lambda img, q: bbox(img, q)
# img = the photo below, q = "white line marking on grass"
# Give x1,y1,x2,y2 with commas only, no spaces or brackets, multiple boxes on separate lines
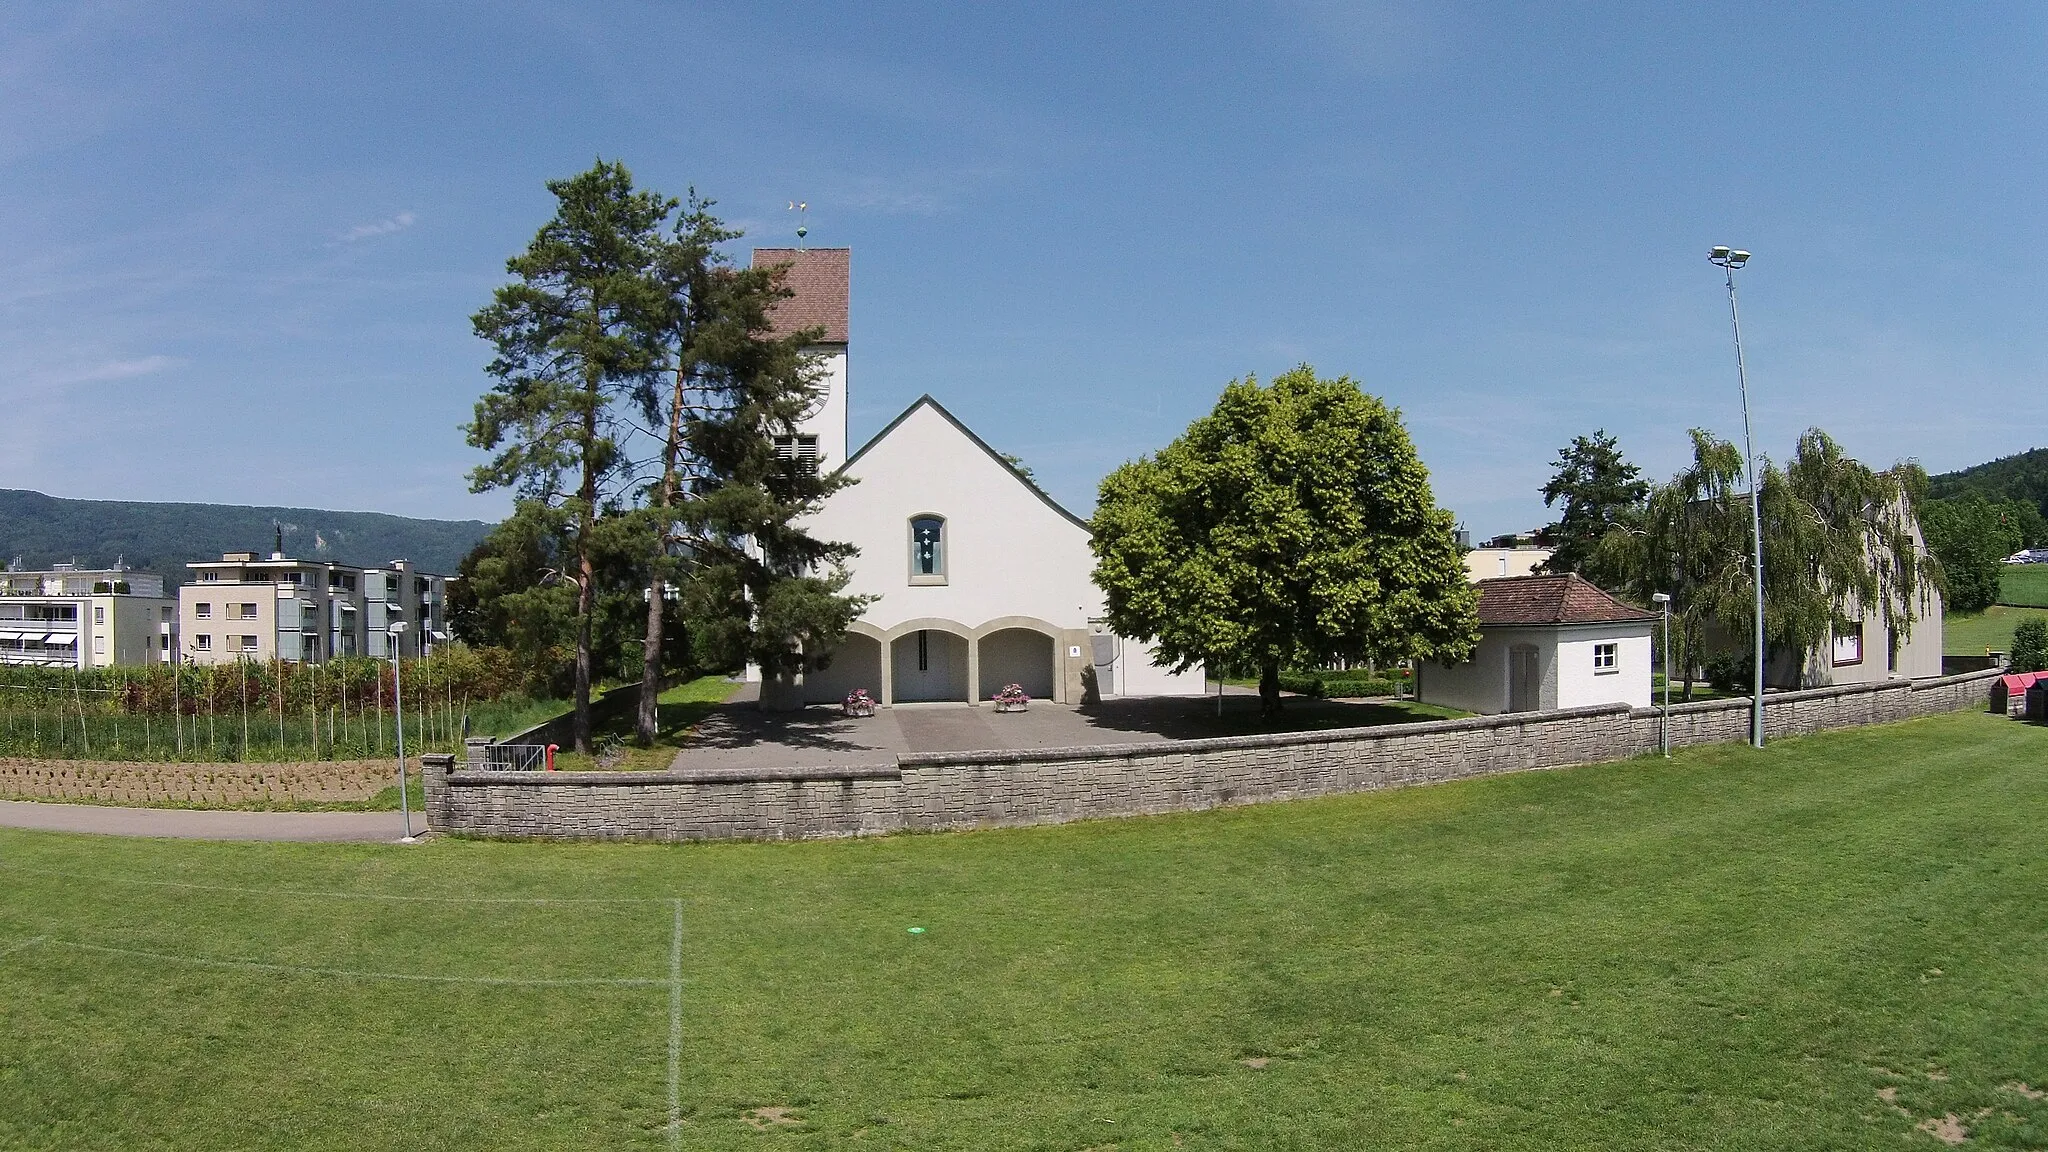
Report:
669,897,682,1152
0,863,660,905
46,940,666,987
0,936,47,960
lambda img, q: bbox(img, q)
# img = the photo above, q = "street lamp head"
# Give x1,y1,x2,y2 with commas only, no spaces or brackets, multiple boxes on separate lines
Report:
1710,245,1731,260
1730,249,1750,266
388,621,408,634
1652,592,1671,604
1711,245,1751,269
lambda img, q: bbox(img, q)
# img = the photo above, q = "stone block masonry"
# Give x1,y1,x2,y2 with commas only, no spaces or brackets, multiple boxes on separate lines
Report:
426,669,2002,842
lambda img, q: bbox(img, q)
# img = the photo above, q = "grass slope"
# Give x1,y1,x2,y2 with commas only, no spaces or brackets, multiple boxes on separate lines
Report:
1946,605,2048,656
1999,565,2048,608
0,488,491,583
3,710,2047,1149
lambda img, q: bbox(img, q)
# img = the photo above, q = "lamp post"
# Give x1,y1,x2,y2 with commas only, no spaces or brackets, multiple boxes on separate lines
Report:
388,621,415,842
1652,592,1671,758
1710,245,1766,749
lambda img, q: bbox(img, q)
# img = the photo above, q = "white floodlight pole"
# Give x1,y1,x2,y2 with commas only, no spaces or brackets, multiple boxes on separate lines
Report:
389,621,414,841
1711,245,1766,749
1652,592,1671,757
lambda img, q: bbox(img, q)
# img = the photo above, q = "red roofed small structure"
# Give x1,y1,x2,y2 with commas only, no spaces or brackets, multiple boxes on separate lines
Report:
1417,573,1656,715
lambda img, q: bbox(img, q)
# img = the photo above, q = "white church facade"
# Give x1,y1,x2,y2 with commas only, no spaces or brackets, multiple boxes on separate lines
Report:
748,247,1205,709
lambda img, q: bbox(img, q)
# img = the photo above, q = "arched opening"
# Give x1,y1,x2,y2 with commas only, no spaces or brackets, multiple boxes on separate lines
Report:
978,627,1056,702
800,632,884,705
891,628,970,702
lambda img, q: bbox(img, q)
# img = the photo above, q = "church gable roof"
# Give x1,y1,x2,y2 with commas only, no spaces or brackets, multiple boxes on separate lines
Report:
840,395,1089,531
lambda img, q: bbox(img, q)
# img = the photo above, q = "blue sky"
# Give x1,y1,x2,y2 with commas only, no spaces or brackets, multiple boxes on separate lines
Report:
4,3,2044,536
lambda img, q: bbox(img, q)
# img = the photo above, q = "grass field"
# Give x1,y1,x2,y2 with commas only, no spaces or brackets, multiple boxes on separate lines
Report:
4,709,2047,1149
1944,605,2048,656
1998,564,2048,608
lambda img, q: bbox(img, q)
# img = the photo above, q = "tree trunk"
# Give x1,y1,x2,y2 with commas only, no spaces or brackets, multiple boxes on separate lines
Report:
637,580,663,744
572,381,598,755
1258,660,1283,716
638,361,691,746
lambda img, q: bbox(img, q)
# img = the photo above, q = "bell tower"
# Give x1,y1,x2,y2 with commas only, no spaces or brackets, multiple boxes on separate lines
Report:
751,247,849,470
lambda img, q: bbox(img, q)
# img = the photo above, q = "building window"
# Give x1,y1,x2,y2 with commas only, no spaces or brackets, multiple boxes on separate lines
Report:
909,516,946,584
1497,556,1508,577
93,636,106,655
774,434,820,474
238,603,259,619
1592,642,1618,672
160,635,170,650
240,635,259,652
195,634,212,651
195,603,212,619
201,571,218,582
160,606,172,622
1832,623,1863,667
94,606,105,624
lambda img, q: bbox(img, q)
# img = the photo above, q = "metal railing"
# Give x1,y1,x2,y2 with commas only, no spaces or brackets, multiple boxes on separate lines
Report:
482,742,548,771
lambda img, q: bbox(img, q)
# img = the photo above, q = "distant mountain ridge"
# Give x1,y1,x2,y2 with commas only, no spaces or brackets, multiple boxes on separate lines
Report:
1928,448,2048,517
0,490,493,587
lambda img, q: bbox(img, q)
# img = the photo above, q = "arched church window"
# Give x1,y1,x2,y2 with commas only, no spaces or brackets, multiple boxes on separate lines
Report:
909,516,946,585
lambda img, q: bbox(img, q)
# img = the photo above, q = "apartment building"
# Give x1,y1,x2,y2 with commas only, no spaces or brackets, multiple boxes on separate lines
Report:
0,564,177,668
178,550,449,665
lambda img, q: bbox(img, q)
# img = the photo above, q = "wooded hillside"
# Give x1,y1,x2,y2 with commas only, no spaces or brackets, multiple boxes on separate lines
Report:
0,489,492,585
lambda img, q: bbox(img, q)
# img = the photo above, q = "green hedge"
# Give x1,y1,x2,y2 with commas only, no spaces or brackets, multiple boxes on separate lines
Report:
1276,671,1404,699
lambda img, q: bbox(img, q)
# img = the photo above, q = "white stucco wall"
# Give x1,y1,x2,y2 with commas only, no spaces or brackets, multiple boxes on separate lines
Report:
796,347,849,471
1553,623,1654,709
812,402,1101,632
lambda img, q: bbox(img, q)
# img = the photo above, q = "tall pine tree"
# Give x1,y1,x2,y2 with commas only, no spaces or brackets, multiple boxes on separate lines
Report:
467,161,669,752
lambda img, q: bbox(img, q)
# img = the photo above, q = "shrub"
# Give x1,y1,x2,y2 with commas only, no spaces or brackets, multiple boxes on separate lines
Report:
1703,651,1754,693
2011,618,2048,673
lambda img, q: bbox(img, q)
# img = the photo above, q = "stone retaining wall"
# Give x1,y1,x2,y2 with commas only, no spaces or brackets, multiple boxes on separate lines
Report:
426,668,2002,842
0,758,398,807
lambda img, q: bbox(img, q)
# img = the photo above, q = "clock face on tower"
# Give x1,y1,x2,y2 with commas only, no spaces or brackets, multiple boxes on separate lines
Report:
798,389,828,421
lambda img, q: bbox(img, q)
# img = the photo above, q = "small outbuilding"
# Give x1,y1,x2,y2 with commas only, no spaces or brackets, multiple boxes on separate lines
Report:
1415,574,1656,715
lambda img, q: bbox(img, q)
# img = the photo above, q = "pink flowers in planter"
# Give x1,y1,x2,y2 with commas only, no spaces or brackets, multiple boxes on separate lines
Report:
843,688,877,718
992,683,1030,712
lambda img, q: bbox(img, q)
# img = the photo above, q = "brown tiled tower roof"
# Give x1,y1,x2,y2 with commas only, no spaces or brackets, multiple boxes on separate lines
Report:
1474,573,1657,626
750,248,849,343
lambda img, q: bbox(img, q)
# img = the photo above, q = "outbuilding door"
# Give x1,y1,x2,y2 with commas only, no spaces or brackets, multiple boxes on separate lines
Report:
1509,644,1540,713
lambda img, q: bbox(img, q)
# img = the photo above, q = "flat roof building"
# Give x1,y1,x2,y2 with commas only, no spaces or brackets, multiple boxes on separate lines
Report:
178,550,449,665
0,563,176,668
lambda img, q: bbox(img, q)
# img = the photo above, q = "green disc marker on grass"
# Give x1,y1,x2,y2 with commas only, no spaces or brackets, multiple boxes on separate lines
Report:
907,926,926,935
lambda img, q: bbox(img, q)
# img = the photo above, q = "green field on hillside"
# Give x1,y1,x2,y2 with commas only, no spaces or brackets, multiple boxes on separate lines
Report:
1946,605,2048,656
1998,564,2048,608
4,710,2047,1149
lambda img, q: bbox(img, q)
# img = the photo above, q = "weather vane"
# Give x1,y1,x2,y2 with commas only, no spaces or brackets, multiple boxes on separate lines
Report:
787,201,808,249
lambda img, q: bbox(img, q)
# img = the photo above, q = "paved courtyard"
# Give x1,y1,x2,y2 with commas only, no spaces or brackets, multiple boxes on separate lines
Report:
669,683,1269,772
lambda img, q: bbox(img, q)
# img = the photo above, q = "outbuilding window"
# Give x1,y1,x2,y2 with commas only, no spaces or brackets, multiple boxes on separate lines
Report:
909,516,946,585
1592,642,1618,672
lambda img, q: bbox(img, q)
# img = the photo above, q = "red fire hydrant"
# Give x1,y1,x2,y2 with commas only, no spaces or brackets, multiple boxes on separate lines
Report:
545,743,558,771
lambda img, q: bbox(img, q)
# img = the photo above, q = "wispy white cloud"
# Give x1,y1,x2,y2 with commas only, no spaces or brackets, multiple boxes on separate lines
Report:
33,354,179,389
336,211,417,243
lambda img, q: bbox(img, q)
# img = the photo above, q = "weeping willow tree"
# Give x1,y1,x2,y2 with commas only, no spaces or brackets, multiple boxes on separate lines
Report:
1599,428,1940,698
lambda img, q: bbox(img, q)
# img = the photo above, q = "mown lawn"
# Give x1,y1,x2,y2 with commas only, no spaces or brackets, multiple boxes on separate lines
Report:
4,709,2047,1149
549,675,742,771
1944,605,2048,656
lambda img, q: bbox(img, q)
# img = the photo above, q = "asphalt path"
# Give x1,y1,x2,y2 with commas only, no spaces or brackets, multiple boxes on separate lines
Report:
0,800,423,842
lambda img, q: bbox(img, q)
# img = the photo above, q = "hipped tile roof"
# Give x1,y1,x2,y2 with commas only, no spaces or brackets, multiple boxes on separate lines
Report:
1475,573,1658,626
750,248,849,343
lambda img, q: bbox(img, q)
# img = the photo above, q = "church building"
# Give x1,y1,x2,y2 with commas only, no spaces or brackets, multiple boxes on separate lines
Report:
750,247,1205,709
